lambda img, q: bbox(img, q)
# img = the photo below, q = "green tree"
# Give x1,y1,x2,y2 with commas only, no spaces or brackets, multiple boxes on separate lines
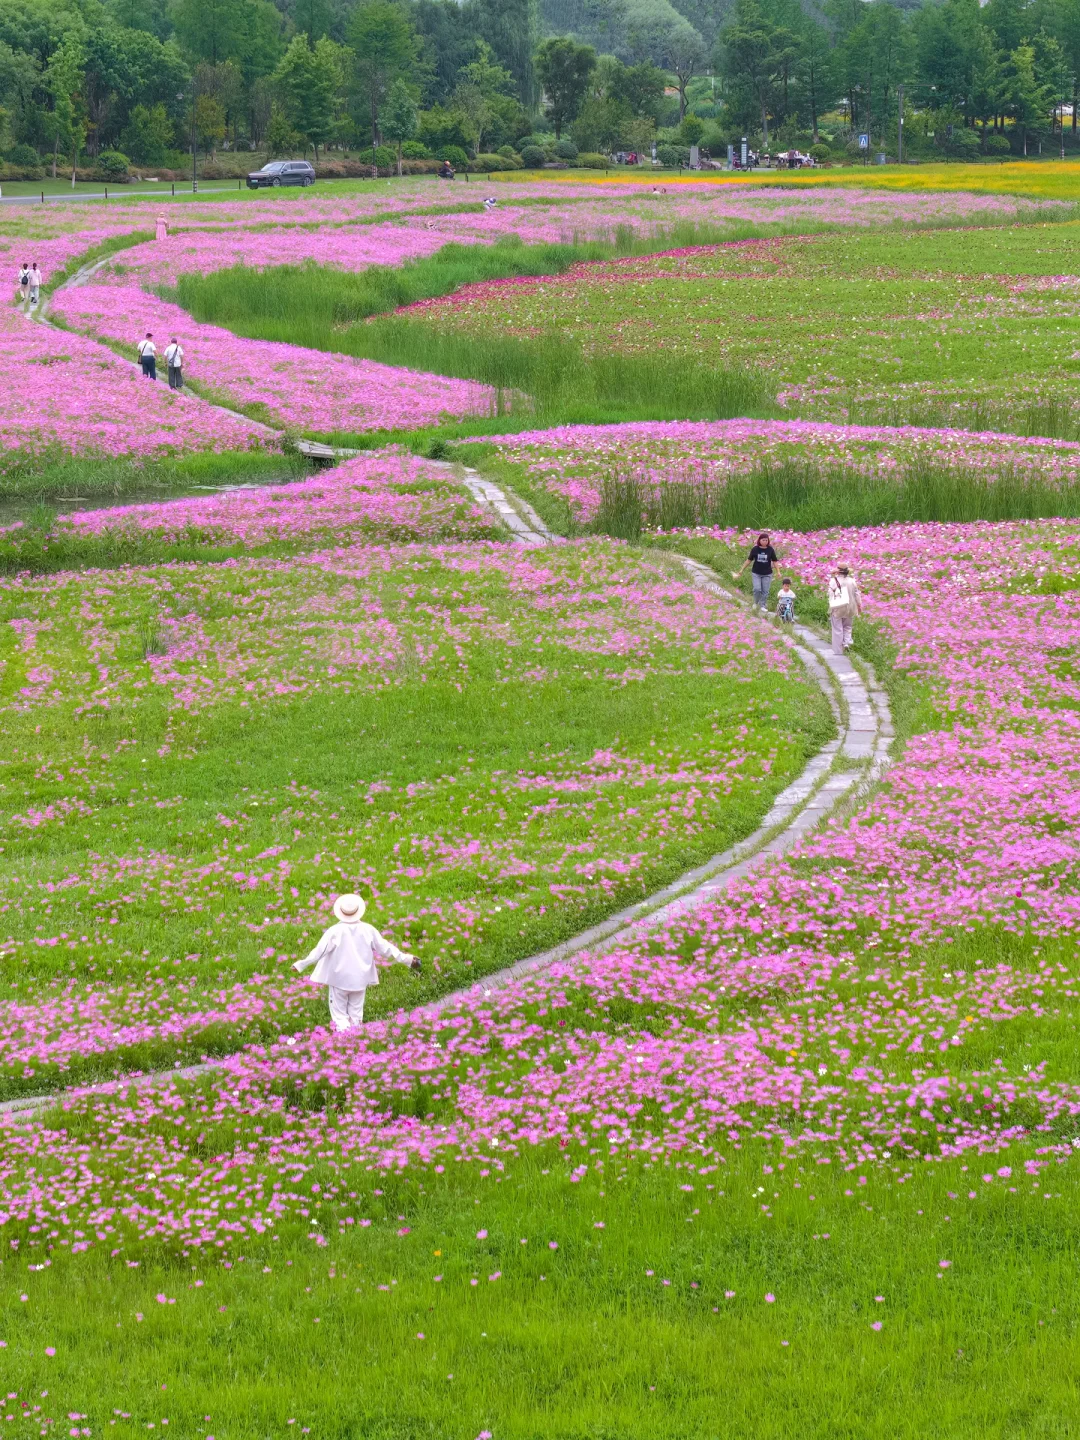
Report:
719,0,799,146
120,100,175,162
791,18,833,142
831,0,910,143
534,35,596,137
613,60,666,120
0,38,39,150
451,39,523,152
348,1,420,145
43,33,87,181
265,100,298,154
273,33,339,158
679,110,704,142
662,24,706,119
194,92,225,154
469,0,536,107
1049,0,1080,131
169,0,283,79
381,74,417,171
1001,40,1055,151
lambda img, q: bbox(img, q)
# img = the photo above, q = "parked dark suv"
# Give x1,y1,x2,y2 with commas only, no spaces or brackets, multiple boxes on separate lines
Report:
246,160,316,189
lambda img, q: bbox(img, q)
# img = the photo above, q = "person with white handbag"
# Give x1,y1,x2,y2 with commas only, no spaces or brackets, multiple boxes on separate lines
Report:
293,892,420,1031
827,564,861,655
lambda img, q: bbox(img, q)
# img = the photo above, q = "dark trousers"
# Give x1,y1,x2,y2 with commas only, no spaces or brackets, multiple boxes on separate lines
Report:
140,356,157,380
168,366,183,390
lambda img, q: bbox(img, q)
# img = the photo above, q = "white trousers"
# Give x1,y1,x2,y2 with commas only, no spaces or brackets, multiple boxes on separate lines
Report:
831,614,853,655
328,986,367,1031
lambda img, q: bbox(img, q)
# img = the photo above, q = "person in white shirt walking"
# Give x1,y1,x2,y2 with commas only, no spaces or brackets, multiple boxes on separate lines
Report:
293,892,420,1031
28,263,41,308
16,264,29,307
136,332,157,379
164,337,184,389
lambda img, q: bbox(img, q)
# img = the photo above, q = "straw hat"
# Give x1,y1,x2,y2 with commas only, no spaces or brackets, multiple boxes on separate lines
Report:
333,893,366,923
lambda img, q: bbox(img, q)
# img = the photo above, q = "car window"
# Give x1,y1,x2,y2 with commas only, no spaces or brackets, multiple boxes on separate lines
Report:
262,162,285,173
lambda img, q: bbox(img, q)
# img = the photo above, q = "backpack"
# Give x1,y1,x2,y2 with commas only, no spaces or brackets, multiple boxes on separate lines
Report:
828,580,850,613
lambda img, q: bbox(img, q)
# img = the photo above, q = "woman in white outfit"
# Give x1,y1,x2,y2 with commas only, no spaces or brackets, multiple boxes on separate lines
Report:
827,563,861,656
293,893,419,1030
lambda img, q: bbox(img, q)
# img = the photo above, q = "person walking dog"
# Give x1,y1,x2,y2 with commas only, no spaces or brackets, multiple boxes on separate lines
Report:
293,892,420,1031
136,332,157,379
733,532,779,610
164,336,184,389
828,563,861,656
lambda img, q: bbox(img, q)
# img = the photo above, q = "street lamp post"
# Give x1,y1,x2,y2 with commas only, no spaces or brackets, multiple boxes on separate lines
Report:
188,79,198,192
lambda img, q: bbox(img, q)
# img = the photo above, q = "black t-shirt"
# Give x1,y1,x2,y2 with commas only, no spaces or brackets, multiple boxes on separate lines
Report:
749,545,777,576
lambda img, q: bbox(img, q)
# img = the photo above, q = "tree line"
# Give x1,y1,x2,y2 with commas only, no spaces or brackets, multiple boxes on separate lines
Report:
0,0,1075,177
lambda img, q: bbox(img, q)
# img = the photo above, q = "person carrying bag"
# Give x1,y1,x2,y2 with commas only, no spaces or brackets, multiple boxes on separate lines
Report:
828,564,861,655
164,337,184,390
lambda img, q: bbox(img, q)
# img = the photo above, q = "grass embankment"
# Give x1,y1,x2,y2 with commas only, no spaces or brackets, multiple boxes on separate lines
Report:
0,446,306,509
0,541,830,1089
3,1139,1077,1437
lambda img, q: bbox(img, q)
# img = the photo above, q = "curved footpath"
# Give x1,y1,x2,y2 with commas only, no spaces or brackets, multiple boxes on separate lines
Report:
0,444,892,1117
425,471,892,1013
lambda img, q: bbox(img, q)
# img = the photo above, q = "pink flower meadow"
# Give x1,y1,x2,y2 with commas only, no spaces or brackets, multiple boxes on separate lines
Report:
0,520,1078,1252
57,449,493,547
51,284,497,434
0,304,264,458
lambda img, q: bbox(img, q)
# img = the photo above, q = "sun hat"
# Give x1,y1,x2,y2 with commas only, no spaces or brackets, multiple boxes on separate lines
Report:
333,893,366,923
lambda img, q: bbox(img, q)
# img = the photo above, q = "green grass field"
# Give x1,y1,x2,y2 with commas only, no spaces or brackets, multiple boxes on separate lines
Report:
5,1140,1077,1439
351,222,1080,439
0,537,829,1093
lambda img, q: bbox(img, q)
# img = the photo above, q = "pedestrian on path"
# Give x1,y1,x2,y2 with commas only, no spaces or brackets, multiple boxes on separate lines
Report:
293,892,420,1031
136,332,156,379
28,263,41,308
164,336,184,389
776,578,796,624
828,563,861,656
733,532,779,610
16,263,29,306
155,213,168,241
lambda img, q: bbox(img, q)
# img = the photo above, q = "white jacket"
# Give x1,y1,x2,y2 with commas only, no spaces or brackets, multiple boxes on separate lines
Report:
294,920,412,990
